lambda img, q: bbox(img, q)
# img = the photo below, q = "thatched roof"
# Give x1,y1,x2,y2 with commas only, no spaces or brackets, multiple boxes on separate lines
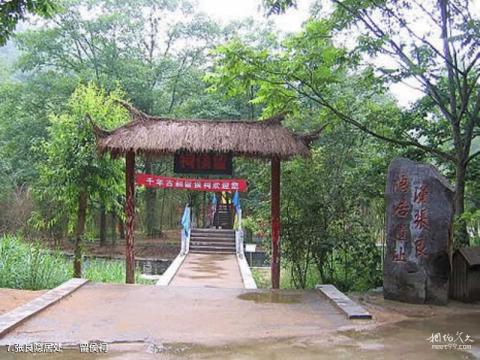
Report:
96,103,322,160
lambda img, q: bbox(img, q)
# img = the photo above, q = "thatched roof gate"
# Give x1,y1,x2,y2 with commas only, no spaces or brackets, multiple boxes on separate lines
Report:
97,103,316,159
96,103,321,287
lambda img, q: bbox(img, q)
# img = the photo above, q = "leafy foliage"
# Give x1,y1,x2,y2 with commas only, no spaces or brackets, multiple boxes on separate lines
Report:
233,0,480,247
0,0,57,45
32,83,128,233
0,0,478,292
263,0,297,16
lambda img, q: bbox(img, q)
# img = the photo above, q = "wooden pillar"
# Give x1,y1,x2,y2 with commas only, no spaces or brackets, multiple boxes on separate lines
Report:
271,157,281,289
125,151,135,284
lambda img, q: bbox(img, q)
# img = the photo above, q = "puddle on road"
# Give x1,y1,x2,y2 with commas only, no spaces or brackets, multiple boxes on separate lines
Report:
237,291,302,304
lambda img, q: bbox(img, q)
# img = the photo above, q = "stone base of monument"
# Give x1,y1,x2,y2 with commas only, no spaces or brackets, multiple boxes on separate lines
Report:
383,257,450,305
383,158,454,306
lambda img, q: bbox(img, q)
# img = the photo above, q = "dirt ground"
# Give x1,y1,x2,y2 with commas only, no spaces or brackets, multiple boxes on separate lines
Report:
0,288,46,316
43,230,180,260
353,290,480,326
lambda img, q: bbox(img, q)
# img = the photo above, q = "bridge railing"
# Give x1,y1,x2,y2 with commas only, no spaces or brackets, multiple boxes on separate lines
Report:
235,208,245,258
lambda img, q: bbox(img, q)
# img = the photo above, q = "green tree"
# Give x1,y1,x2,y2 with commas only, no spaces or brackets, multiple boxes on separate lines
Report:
34,84,128,277
15,0,277,237
15,0,242,237
213,1,480,247
0,61,78,234
238,123,388,290
0,0,57,45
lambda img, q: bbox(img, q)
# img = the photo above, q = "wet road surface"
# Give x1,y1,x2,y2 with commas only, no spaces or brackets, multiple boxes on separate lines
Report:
169,254,244,288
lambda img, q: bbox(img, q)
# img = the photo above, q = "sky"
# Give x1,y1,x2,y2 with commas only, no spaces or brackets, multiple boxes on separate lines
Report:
197,0,480,107
195,0,416,106
197,0,314,34
5,0,480,107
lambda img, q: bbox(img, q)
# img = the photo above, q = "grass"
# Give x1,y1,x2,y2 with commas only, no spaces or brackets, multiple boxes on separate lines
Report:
252,262,381,292
251,267,304,289
251,267,270,288
0,235,70,290
0,235,156,290
83,258,155,285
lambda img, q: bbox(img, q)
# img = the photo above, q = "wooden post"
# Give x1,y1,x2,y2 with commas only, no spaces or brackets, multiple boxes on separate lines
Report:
271,157,281,289
125,151,135,284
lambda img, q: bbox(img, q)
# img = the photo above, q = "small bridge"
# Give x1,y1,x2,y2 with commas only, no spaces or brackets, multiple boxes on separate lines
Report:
157,228,257,289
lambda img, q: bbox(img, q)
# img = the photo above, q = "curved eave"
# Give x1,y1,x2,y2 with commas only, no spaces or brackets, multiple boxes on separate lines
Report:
95,106,321,160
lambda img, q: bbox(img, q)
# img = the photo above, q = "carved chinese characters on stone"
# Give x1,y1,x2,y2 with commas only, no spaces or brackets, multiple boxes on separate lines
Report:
391,173,410,263
414,184,429,204
394,174,409,193
415,237,426,257
384,158,454,305
392,224,408,262
413,207,429,230
393,198,410,218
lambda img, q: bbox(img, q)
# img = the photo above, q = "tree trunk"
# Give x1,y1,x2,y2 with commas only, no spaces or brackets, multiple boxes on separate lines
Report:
74,191,88,278
99,204,107,246
144,159,157,237
202,191,207,228
159,188,166,234
118,217,125,240
454,160,469,248
110,212,117,245
271,157,281,289
125,151,136,284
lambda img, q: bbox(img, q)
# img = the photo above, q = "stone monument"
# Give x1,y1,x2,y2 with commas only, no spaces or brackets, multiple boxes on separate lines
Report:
384,158,454,305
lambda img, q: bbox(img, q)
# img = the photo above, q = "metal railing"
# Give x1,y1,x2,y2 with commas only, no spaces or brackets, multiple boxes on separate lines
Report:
235,208,244,258
180,205,191,255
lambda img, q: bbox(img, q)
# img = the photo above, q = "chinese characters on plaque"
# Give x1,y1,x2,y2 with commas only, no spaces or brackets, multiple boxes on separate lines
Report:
136,173,247,192
384,158,454,305
174,151,233,175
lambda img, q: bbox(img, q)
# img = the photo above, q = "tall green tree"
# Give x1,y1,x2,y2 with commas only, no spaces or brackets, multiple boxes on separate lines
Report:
34,84,128,277
15,0,276,237
15,0,238,237
222,1,480,247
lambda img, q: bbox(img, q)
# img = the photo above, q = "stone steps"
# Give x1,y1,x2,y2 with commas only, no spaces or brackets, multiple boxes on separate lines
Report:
191,228,234,234
190,244,236,251
190,239,235,245
189,228,236,254
189,250,235,255
190,232,235,239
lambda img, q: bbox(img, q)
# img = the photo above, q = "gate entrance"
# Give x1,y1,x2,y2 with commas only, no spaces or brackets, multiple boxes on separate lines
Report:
95,103,321,288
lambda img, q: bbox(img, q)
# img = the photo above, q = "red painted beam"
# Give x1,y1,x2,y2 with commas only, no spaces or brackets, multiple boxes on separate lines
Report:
125,151,136,284
271,157,281,289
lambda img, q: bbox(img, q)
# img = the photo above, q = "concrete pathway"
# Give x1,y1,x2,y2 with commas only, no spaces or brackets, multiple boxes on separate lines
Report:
169,253,244,289
0,283,347,346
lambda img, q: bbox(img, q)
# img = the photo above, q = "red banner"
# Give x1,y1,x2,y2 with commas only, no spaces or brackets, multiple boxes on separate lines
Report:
135,173,248,192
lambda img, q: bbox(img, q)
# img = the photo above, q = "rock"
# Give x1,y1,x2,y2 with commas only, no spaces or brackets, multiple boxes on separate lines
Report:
384,158,454,305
